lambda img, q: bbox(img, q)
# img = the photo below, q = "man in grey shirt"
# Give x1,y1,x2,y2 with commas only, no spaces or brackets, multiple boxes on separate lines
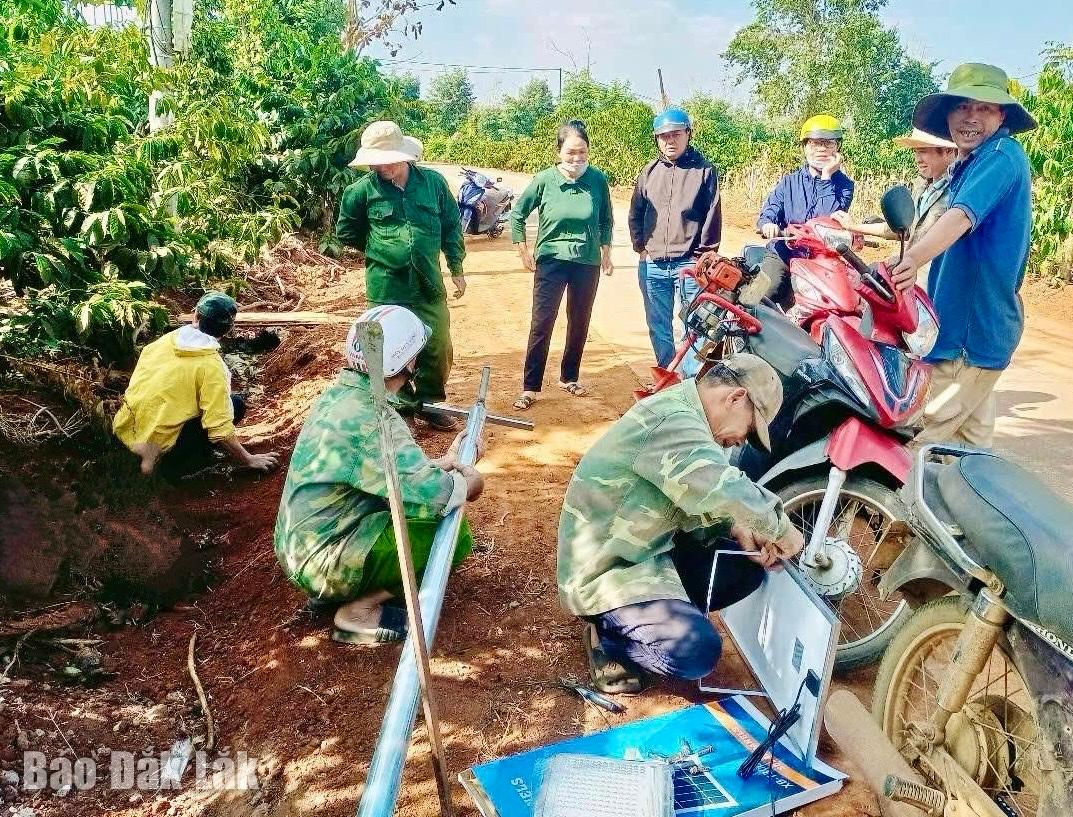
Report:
628,107,722,377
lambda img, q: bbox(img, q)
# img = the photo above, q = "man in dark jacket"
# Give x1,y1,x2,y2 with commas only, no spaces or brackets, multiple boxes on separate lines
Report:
757,114,854,238
628,107,722,377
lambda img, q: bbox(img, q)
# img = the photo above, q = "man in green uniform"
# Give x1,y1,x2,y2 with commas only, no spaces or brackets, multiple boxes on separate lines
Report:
274,305,485,644
336,121,466,430
558,354,805,692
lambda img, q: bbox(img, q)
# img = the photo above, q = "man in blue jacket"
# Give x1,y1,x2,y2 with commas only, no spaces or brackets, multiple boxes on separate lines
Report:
629,107,722,376
890,64,1036,449
757,114,855,240
755,115,854,301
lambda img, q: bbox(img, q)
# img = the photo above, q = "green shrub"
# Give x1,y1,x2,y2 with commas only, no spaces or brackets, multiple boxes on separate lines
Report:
0,0,411,364
1020,51,1073,285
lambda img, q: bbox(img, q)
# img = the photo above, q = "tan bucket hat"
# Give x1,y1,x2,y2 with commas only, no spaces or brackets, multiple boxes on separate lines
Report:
893,128,957,150
348,121,424,167
721,353,783,451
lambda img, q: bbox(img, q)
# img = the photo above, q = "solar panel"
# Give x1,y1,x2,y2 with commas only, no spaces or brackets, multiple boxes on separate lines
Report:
671,762,737,813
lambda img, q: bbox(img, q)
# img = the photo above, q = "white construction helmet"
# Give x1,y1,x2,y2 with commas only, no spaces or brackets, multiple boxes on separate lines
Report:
345,305,430,376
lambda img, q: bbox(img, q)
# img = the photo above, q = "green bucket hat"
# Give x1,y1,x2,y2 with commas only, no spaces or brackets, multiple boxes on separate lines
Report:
913,63,1037,140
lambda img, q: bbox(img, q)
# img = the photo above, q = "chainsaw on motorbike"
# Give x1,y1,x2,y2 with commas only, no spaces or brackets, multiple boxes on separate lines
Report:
825,443,1073,817
635,186,937,671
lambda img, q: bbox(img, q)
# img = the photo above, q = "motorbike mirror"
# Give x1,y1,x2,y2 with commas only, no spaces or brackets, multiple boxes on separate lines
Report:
880,186,915,235
496,177,503,182
742,245,767,273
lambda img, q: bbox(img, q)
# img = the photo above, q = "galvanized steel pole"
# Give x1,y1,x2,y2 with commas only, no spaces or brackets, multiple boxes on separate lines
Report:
356,367,491,817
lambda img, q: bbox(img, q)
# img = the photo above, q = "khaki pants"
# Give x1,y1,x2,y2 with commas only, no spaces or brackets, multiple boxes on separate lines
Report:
914,358,1003,449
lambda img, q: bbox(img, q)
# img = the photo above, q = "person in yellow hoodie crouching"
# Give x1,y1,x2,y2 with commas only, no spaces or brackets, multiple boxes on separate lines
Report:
112,292,279,480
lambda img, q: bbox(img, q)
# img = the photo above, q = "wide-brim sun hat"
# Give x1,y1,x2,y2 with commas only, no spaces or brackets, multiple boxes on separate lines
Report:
893,128,957,150
348,121,423,167
402,135,423,161
913,63,1037,140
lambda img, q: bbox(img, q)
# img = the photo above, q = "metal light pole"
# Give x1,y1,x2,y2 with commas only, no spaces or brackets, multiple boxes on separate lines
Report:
355,322,490,817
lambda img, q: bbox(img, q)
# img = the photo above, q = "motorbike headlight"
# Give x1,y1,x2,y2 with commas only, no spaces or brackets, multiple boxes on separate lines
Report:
902,299,939,358
823,326,872,407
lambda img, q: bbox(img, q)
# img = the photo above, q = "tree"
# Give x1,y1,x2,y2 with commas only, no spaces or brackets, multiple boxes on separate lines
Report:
343,0,455,56
683,94,775,171
396,72,421,101
724,0,938,142
427,67,475,132
1019,44,1073,283
501,78,555,136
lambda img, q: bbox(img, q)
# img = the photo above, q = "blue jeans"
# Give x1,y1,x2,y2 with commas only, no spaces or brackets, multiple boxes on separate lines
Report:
638,257,701,377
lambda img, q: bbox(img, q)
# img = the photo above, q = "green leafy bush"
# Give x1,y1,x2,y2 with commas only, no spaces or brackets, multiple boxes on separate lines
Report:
0,0,412,364
1020,49,1073,285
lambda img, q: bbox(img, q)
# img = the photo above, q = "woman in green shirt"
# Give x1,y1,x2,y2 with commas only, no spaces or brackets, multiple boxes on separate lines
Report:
511,120,614,411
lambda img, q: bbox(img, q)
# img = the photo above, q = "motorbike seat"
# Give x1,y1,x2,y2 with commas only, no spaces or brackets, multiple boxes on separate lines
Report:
749,303,821,381
936,452,1073,644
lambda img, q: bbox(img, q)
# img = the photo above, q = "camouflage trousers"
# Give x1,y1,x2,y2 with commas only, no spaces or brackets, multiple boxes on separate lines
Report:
284,518,473,602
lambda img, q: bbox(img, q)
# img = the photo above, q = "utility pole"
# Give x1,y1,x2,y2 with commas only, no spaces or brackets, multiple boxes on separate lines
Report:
145,0,192,69
145,0,191,216
657,68,670,110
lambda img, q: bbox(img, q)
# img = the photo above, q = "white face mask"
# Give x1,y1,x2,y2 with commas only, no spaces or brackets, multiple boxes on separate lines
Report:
560,160,588,179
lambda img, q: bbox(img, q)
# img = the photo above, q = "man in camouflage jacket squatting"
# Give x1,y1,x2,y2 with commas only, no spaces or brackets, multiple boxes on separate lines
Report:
274,306,486,645
558,354,806,693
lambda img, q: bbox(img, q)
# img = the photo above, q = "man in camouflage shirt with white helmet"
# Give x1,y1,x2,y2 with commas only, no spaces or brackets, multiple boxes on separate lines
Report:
274,305,485,645
558,354,805,693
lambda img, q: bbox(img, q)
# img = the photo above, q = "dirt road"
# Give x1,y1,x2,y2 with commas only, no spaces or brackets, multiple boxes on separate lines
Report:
433,163,1073,499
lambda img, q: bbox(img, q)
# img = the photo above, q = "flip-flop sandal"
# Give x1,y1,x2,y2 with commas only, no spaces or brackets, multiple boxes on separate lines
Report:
331,603,408,645
513,394,535,410
583,623,647,695
558,382,587,396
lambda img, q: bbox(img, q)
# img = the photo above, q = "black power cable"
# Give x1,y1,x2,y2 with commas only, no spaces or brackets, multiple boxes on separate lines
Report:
736,670,822,816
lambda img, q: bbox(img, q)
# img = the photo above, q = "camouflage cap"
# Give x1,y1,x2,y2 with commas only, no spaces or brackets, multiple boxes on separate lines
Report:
721,353,783,451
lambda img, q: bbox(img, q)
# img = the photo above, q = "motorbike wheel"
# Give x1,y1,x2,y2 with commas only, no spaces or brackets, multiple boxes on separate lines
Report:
778,474,910,671
873,596,1046,817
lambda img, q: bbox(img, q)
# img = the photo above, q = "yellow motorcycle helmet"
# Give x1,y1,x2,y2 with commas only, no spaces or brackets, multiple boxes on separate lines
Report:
799,114,844,142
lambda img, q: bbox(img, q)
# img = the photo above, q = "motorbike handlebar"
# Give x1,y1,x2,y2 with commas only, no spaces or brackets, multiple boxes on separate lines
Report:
835,242,896,304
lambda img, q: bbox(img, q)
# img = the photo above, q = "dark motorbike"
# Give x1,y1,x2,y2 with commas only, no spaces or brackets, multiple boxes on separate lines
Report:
864,443,1073,817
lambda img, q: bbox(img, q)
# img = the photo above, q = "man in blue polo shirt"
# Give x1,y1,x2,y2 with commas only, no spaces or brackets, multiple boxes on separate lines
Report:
890,63,1037,448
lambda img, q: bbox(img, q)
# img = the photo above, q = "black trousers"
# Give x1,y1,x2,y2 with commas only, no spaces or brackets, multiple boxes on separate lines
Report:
522,258,600,392
158,394,247,482
761,246,793,307
587,533,766,680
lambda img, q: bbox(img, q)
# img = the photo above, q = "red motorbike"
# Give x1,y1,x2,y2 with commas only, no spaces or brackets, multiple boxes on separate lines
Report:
636,186,939,671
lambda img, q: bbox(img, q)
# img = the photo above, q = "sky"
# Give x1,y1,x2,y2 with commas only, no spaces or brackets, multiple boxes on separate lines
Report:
367,0,1073,106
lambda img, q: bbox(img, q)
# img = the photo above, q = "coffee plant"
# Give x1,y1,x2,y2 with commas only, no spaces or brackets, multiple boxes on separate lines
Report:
0,0,420,365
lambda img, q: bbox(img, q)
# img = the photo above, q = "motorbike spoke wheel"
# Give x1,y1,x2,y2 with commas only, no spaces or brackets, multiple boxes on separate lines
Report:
873,596,1045,817
779,475,909,671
